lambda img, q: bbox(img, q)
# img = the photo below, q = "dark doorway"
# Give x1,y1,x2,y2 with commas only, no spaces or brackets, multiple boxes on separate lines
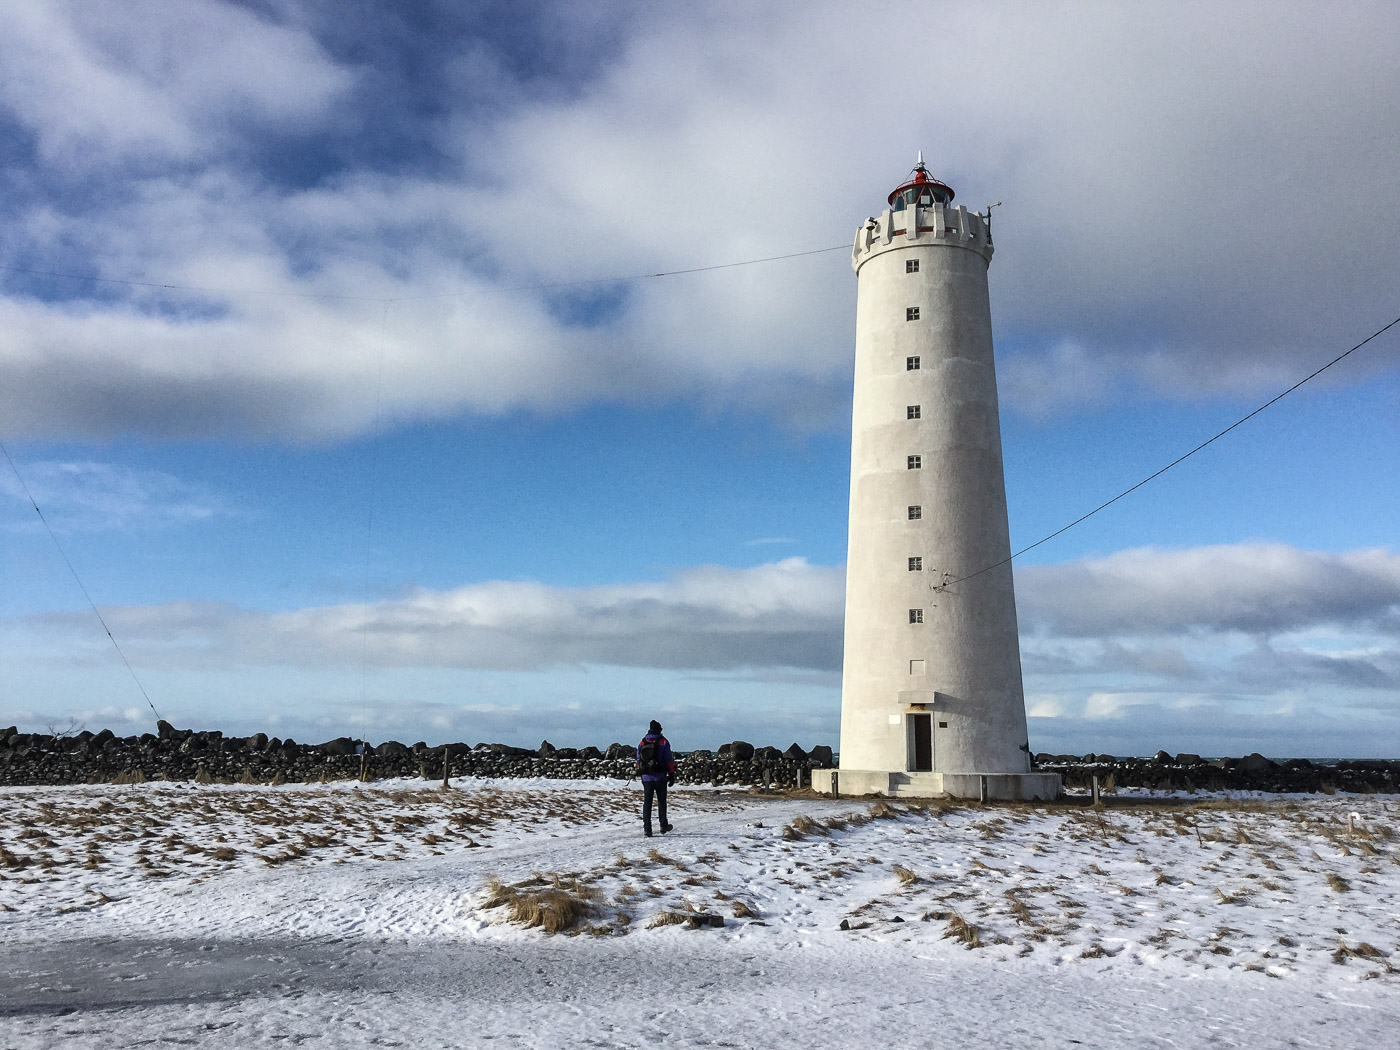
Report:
909,713,932,772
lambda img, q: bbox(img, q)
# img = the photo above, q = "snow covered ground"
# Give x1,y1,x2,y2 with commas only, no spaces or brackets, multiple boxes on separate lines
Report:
3,778,1399,1048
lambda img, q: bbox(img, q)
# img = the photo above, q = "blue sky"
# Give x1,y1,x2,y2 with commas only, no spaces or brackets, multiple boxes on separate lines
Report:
2,0,1398,756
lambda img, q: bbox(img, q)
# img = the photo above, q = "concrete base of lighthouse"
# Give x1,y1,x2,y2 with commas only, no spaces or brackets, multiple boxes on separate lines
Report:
810,768,1061,802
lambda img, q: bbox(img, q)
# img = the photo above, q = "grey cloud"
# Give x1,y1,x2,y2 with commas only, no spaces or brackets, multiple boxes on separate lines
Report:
1018,544,1400,637
30,559,847,674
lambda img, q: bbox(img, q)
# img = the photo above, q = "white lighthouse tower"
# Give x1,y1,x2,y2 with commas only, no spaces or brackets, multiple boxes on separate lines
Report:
813,159,1059,801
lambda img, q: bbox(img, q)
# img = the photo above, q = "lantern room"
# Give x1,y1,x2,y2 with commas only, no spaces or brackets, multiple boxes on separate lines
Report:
887,158,954,211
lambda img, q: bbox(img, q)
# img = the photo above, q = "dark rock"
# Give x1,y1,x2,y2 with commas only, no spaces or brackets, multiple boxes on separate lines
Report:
248,733,269,751
1153,750,1172,764
605,743,631,761
1175,753,1203,766
538,740,557,758
723,741,755,762
783,743,808,761
318,736,357,756
157,720,177,740
578,746,602,761
1238,752,1276,772
809,745,834,768
376,740,409,756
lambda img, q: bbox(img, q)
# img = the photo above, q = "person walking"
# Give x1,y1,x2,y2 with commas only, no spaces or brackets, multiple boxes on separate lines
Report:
636,719,675,837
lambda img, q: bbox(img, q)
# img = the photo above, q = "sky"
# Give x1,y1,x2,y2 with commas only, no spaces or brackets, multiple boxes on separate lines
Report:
1,0,1398,757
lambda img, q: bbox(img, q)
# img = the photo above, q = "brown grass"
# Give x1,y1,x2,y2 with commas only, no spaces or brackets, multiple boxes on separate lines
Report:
647,909,690,928
893,864,918,887
731,900,758,919
1334,939,1387,964
480,875,597,934
1327,873,1353,893
943,913,982,948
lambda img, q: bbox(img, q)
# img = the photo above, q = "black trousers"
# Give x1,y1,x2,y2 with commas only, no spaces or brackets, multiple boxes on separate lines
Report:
642,780,667,832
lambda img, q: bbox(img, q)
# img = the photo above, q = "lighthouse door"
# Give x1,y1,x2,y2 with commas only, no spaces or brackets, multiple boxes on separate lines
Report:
908,713,933,772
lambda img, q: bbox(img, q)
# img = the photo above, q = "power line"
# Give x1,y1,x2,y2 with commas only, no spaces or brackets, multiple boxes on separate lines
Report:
0,441,163,725
0,243,850,306
947,312,1400,588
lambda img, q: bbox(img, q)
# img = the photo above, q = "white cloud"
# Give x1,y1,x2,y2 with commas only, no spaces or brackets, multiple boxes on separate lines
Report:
20,557,845,674
0,0,351,163
1,2,1396,439
0,460,230,530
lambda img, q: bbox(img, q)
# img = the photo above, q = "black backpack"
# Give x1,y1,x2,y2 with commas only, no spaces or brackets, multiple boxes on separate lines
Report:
638,738,661,775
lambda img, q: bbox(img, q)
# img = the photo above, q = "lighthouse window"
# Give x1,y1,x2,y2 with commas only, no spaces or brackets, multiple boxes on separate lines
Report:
907,455,921,470
906,356,920,370
909,557,923,571
907,405,921,419
908,505,922,519
909,609,924,624
906,259,919,273
906,307,920,321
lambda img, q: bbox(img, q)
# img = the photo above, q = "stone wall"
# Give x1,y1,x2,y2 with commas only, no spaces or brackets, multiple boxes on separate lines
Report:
0,723,834,789
3,725,1393,794
1034,751,1400,795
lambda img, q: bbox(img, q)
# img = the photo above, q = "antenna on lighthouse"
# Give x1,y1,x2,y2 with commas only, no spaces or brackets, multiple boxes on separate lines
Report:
916,150,925,170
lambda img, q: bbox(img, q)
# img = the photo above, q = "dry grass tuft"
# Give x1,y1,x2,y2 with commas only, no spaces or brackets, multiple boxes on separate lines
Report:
1334,939,1387,964
1005,891,1033,926
943,913,982,948
1327,873,1353,893
731,899,758,919
893,864,918,887
648,909,690,929
480,874,598,934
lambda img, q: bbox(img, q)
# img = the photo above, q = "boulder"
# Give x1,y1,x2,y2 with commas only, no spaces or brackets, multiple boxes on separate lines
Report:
1152,750,1172,764
782,743,809,761
538,740,557,758
605,743,632,761
722,741,755,762
1175,753,1203,766
1238,752,1276,772
376,740,409,757
318,736,358,756
489,743,535,757
248,733,269,751
809,745,834,768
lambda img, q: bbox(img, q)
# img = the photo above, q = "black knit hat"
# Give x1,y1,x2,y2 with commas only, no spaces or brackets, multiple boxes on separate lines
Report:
649,720,663,735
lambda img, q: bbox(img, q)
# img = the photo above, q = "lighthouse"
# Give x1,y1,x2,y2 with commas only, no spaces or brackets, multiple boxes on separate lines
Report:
813,159,1059,801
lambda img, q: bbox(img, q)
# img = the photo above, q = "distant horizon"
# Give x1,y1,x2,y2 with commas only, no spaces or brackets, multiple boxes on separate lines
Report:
7,717,1395,766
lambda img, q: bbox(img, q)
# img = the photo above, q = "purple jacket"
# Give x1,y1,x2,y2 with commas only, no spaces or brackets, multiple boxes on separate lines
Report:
637,733,675,783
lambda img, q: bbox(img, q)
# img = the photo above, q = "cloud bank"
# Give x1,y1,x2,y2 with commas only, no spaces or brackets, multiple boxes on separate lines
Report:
9,544,1397,747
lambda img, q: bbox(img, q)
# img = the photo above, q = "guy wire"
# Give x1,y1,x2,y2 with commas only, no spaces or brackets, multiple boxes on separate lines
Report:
0,440,162,724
